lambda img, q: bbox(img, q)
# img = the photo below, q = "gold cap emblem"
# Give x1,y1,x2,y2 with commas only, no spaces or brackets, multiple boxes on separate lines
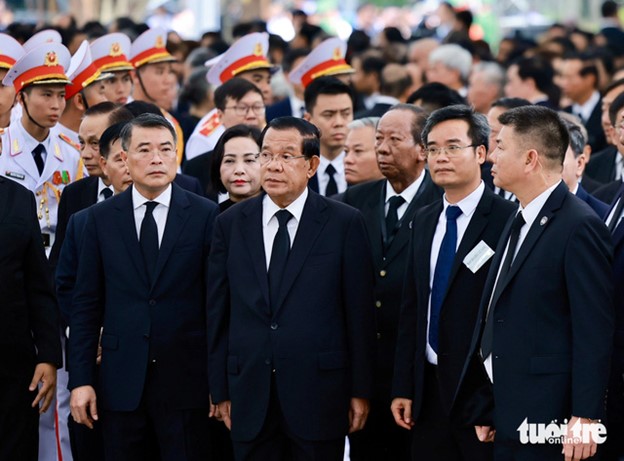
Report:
44,51,58,66
253,42,263,56
332,47,341,61
109,42,122,57
155,36,165,49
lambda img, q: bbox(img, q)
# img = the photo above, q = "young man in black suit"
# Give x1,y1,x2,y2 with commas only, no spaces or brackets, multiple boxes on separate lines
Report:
68,114,219,461
474,105,613,460
391,105,516,460
341,104,441,461
207,117,376,461
0,177,62,460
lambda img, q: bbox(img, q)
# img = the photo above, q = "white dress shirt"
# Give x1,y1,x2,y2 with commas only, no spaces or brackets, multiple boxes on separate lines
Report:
606,194,624,229
426,182,485,365
484,181,560,381
262,188,308,269
318,153,347,196
16,119,52,165
572,90,600,123
289,95,306,118
97,177,113,203
615,153,624,181
384,170,425,221
132,184,172,247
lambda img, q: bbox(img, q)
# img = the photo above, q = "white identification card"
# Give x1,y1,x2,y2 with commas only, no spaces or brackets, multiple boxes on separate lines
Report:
463,240,495,274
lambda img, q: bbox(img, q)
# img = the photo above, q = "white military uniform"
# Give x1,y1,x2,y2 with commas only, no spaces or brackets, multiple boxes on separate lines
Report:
185,108,223,160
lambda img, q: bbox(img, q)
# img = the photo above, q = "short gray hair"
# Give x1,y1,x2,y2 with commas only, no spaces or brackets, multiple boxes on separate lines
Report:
348,117,380,131
429,44,473,81
120,113,177,151
472,61,505,94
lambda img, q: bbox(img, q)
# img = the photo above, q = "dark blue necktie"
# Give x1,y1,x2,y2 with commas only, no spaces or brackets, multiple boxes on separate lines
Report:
429,205,462,353
325,164,338,197
608,183,624,233
32,144,45,175
268,210,293,310
140,201,159,282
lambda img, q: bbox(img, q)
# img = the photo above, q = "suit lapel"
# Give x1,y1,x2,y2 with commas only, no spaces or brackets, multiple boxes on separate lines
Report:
151,185,191,289
416,201,443,295
242,196,270,312
115,187,150,287
359,181,384,267
491,183,567,307
274,192,328,315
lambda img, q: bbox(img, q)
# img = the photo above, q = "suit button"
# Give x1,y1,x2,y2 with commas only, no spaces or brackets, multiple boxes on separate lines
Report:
377,333,382,340
380,270,387,277
375,301,382,308
270,323,278,330
264,358,271,365
149,300,156,306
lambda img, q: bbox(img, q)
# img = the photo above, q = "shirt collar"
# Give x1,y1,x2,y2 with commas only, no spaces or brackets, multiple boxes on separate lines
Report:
17,119,51,154
132,183,172,210
572,90,600,120
319,152,345,173
385,169,425,204
263,187,309,227
442,181,485,217
97,177,111,196
518,181,561,228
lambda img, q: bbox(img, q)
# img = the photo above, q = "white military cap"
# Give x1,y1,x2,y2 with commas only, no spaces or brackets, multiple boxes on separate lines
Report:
3,42,71,91
129,27,176,69
289,37,354,87
90,32,134,73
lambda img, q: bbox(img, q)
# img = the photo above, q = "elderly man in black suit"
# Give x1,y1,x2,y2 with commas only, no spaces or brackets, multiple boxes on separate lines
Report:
207,116,376,461
340,104,441,461
473,105,613,460
391,105,516,461
0,176,62,460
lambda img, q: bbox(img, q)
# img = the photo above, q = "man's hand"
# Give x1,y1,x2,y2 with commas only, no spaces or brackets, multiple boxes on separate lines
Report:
209,395,219,419
70,385,98,429
349,398,370,433
562,416,597,461
29,363,57,414
475,425,495,442
390,398,414,430
217,401,232,430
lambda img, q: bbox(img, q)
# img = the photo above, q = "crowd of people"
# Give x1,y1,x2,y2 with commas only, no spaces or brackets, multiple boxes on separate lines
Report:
3,1,624,461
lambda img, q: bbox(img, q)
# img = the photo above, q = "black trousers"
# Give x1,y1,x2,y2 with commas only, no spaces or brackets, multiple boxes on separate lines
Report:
232,374,344,461
411,362,493,461
0,373,39,461
101,362,211,461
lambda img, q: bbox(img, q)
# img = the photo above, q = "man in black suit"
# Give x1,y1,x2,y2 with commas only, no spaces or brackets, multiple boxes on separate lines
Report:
594,91,624,204
207,117,376,461
473,105,613,460
303,76,353,196
0,176,62,461
266,48,308,122
561,53,607,153
68,114,219,461
561,116,609,217
391,105,516,461
341,104,441,461
354,63,411,120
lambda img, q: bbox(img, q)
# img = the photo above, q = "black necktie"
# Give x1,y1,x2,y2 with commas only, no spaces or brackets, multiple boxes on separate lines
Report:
140,201,159,282
497,187,506,198
481,211,525,358
268,210,293,309
101,188,113,200
32,144,45,175
385,195,406,241
429,205,462,353
325,164,338,197
608,184,624,233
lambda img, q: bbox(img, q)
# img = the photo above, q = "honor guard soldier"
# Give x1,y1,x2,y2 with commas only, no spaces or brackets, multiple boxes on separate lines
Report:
59,40,111,146
129,27,185,166
0,33,25,131
289,37,355,88
90,32,134,105
0,42,83,252
186,32,275,161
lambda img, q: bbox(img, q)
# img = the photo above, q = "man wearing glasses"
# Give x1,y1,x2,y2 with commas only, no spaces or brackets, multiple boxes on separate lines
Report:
391,105,516,461
183,77,265,201
68,113,219,461
207,116,376,461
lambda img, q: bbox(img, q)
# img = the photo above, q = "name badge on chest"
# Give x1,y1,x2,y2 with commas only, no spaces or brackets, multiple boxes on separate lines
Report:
463,240,495,274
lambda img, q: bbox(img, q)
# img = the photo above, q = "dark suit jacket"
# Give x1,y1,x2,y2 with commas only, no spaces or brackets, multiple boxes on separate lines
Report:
594,179,622,204
585,145,618,185
51,174,206,267
0,177,62,381
392,188,516,425
68,184,218,412
463,182,614,441
565,101,607,153
576,183,609,218
581,174,603,193
354,102,393,120
339,173,442,401
182,150,218,202
266,97,293,122
206,190,376,442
